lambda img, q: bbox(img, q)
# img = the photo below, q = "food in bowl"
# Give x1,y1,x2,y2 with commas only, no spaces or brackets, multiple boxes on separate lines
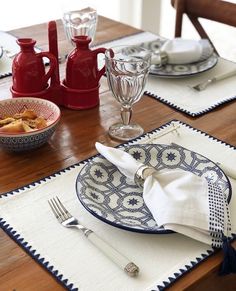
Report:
0,109,47,133
0,97,61,151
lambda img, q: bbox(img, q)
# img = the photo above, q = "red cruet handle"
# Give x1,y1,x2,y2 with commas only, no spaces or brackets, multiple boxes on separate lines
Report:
94,47,107,82
36,51,57,85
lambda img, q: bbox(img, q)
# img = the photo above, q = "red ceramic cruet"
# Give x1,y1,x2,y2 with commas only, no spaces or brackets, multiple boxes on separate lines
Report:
65,36,106,90
12,38,57,93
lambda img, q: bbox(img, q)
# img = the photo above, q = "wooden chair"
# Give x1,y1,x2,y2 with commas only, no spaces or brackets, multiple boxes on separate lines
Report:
171,0,236,55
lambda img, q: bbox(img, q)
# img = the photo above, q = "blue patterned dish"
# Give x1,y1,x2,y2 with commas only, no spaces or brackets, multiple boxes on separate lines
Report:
141,39,218,77
76,144,231,234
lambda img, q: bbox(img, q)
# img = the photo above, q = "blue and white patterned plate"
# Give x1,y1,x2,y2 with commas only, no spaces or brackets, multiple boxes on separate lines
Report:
150,54,218,78
141,39,218,77
76,144,231,234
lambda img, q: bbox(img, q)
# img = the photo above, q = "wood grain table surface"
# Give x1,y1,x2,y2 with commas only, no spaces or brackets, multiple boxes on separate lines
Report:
0,16,236,291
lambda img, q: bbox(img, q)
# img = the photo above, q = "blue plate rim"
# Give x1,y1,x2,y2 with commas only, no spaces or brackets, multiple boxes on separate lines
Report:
75,143,232,234
150,53,218,78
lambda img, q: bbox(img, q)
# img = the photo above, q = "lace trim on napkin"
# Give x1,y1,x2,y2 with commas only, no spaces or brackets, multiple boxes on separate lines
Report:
207,182,232,248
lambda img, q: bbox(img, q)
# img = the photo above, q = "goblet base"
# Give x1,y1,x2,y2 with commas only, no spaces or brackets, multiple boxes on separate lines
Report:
108,123,144,141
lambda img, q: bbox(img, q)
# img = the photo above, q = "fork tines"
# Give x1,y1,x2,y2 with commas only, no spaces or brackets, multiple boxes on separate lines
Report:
48,196,72,222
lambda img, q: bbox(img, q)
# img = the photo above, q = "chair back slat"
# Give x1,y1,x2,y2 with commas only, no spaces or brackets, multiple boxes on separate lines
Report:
171,0,236,56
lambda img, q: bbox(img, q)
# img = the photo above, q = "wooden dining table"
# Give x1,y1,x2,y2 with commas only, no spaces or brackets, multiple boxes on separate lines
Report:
0,16,236,291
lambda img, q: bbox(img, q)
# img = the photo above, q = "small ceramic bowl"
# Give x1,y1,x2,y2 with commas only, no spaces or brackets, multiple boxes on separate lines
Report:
0,97,61,151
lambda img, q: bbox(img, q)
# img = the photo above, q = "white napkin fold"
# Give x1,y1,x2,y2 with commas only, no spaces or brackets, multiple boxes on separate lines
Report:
151,38,214,65
95,142,230,248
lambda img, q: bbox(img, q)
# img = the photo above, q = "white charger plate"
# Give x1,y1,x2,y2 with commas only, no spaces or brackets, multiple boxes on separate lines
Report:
76,144,231,234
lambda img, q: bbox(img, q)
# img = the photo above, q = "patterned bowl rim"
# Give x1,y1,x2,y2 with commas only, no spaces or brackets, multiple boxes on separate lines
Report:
0,97,61,137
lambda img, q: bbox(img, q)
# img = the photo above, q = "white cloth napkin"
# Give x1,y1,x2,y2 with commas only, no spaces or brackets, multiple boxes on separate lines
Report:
151,38,214,65
95,142,230,248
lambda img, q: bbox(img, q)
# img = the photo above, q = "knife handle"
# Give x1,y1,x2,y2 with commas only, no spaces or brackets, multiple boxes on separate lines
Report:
213,68,236,82
86,231,139,277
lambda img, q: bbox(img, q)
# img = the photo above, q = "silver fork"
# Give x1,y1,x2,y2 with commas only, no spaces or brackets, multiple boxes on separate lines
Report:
48,196,139,277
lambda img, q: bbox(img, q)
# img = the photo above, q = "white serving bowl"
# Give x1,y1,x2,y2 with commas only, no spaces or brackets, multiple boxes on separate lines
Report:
0,97,61,151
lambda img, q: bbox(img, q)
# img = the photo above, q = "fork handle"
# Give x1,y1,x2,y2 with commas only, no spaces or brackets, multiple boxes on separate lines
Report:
86,231,139,277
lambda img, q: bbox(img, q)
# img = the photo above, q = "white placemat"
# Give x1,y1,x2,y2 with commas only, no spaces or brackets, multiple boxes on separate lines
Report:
0,31,19,78
0,120,236,291
97,32,236,116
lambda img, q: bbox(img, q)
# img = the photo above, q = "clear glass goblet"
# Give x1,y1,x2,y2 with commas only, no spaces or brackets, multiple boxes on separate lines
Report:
61,0,97,46
105,45,151,141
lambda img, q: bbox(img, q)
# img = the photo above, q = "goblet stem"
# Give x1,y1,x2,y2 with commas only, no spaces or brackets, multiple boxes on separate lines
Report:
106,45,151,141
121,106,132,126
